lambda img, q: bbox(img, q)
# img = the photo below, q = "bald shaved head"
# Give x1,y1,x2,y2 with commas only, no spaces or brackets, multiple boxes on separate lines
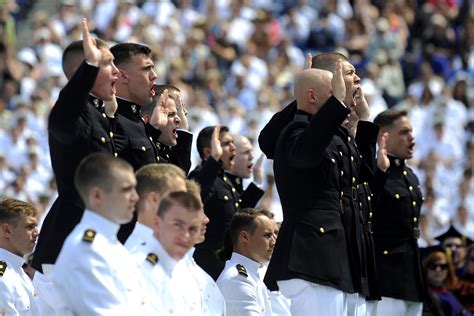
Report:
294,69,333,115
230,134,254,178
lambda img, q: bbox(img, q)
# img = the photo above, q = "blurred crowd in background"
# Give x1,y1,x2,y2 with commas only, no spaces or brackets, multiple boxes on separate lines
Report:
0,0,473,242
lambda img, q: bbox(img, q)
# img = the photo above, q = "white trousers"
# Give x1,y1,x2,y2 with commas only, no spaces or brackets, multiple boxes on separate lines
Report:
278,279,348,316
376,296,422,316
366,300,379,316
347,292,368,316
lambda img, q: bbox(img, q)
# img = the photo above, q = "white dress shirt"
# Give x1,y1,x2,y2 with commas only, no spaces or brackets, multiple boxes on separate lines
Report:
131,236,202,315
0,248,41,315
124,221,153,252
52,210,151,315
217,252,272,316
185,248,226,316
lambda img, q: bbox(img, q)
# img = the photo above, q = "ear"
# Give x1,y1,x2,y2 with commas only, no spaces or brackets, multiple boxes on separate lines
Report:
146,191,160,209
202,147,211,160
0,223,12,239
89,186,102,207
118,69,129,83
154,215,161,234
307,89,316,103
240,230,250,244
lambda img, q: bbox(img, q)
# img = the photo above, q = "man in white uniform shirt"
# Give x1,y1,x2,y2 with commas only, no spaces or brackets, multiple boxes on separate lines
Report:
125,163,187,252
0,198,41,315
131,191,205,314
184,179,226,316
217,208,277,316
52,153,151,315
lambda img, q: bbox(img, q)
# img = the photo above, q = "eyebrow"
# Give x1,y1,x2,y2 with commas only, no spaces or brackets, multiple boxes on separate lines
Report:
142,64,154,70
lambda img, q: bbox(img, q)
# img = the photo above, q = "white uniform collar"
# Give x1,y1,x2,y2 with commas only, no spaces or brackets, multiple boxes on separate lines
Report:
81,210,120,241
185,247,196,260
147,237,179,274
133,222,154,240
230,252,262,272
0,248,25,268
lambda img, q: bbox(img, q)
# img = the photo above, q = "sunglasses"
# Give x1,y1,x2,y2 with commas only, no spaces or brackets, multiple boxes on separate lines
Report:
428,263,448,271
444,243,462,248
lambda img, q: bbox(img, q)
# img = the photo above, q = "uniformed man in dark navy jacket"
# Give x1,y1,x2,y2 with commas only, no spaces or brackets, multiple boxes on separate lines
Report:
266,65,355,314
110,44,193,242
372,109,425,315
189,126,263,280
260,54,387,315
32,19,119,272
109,43,161,172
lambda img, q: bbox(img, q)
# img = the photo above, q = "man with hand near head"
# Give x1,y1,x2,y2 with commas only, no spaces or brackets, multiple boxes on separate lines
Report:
0,198,41,315
228,134,265,204
189,126,264,280
130,191,205,314
32,18,119,273
148,85,193,174
217,208,277,316
265,65,355,315
260,53,387,315
372,109,425,315
52,153,150,315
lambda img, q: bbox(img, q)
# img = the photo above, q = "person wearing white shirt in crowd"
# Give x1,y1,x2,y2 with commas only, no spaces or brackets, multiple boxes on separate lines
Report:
124,163,187,252
260,218,291,316
217,208,277,316
0,198,41,315
52,153,151,315
184,179,226,316
131,191,205,315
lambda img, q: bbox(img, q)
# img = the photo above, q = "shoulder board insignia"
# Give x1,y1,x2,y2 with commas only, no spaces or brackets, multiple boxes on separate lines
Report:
82,229,96,243
146,253,159,266
0,261,6,276
236,264,248,277
0,260,7,277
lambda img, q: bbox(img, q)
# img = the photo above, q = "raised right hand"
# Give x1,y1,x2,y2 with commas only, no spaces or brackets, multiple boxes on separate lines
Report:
210,125,223,161
81,18,101,66
332,61,346,104
376,132,390,172
150,90,169,129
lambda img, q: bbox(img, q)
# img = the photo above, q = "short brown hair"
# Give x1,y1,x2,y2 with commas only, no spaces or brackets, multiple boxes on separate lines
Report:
373,109,408,129
62,39,108,79
312,53,349,72
0,198,37,226
229,208,274,246
74,153,133,202
135,163,186,211
157,191,202,217
185,179,203,209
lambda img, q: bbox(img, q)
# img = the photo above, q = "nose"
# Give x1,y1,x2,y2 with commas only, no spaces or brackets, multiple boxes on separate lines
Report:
111,62,119,76
175,114,181,124
230,142,236,152
354,73,361,83
132,189,139,202
270,234,277,246
150,68,157,81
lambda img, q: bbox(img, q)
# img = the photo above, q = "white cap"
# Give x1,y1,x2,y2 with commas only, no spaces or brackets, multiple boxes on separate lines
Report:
17,48,38,66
